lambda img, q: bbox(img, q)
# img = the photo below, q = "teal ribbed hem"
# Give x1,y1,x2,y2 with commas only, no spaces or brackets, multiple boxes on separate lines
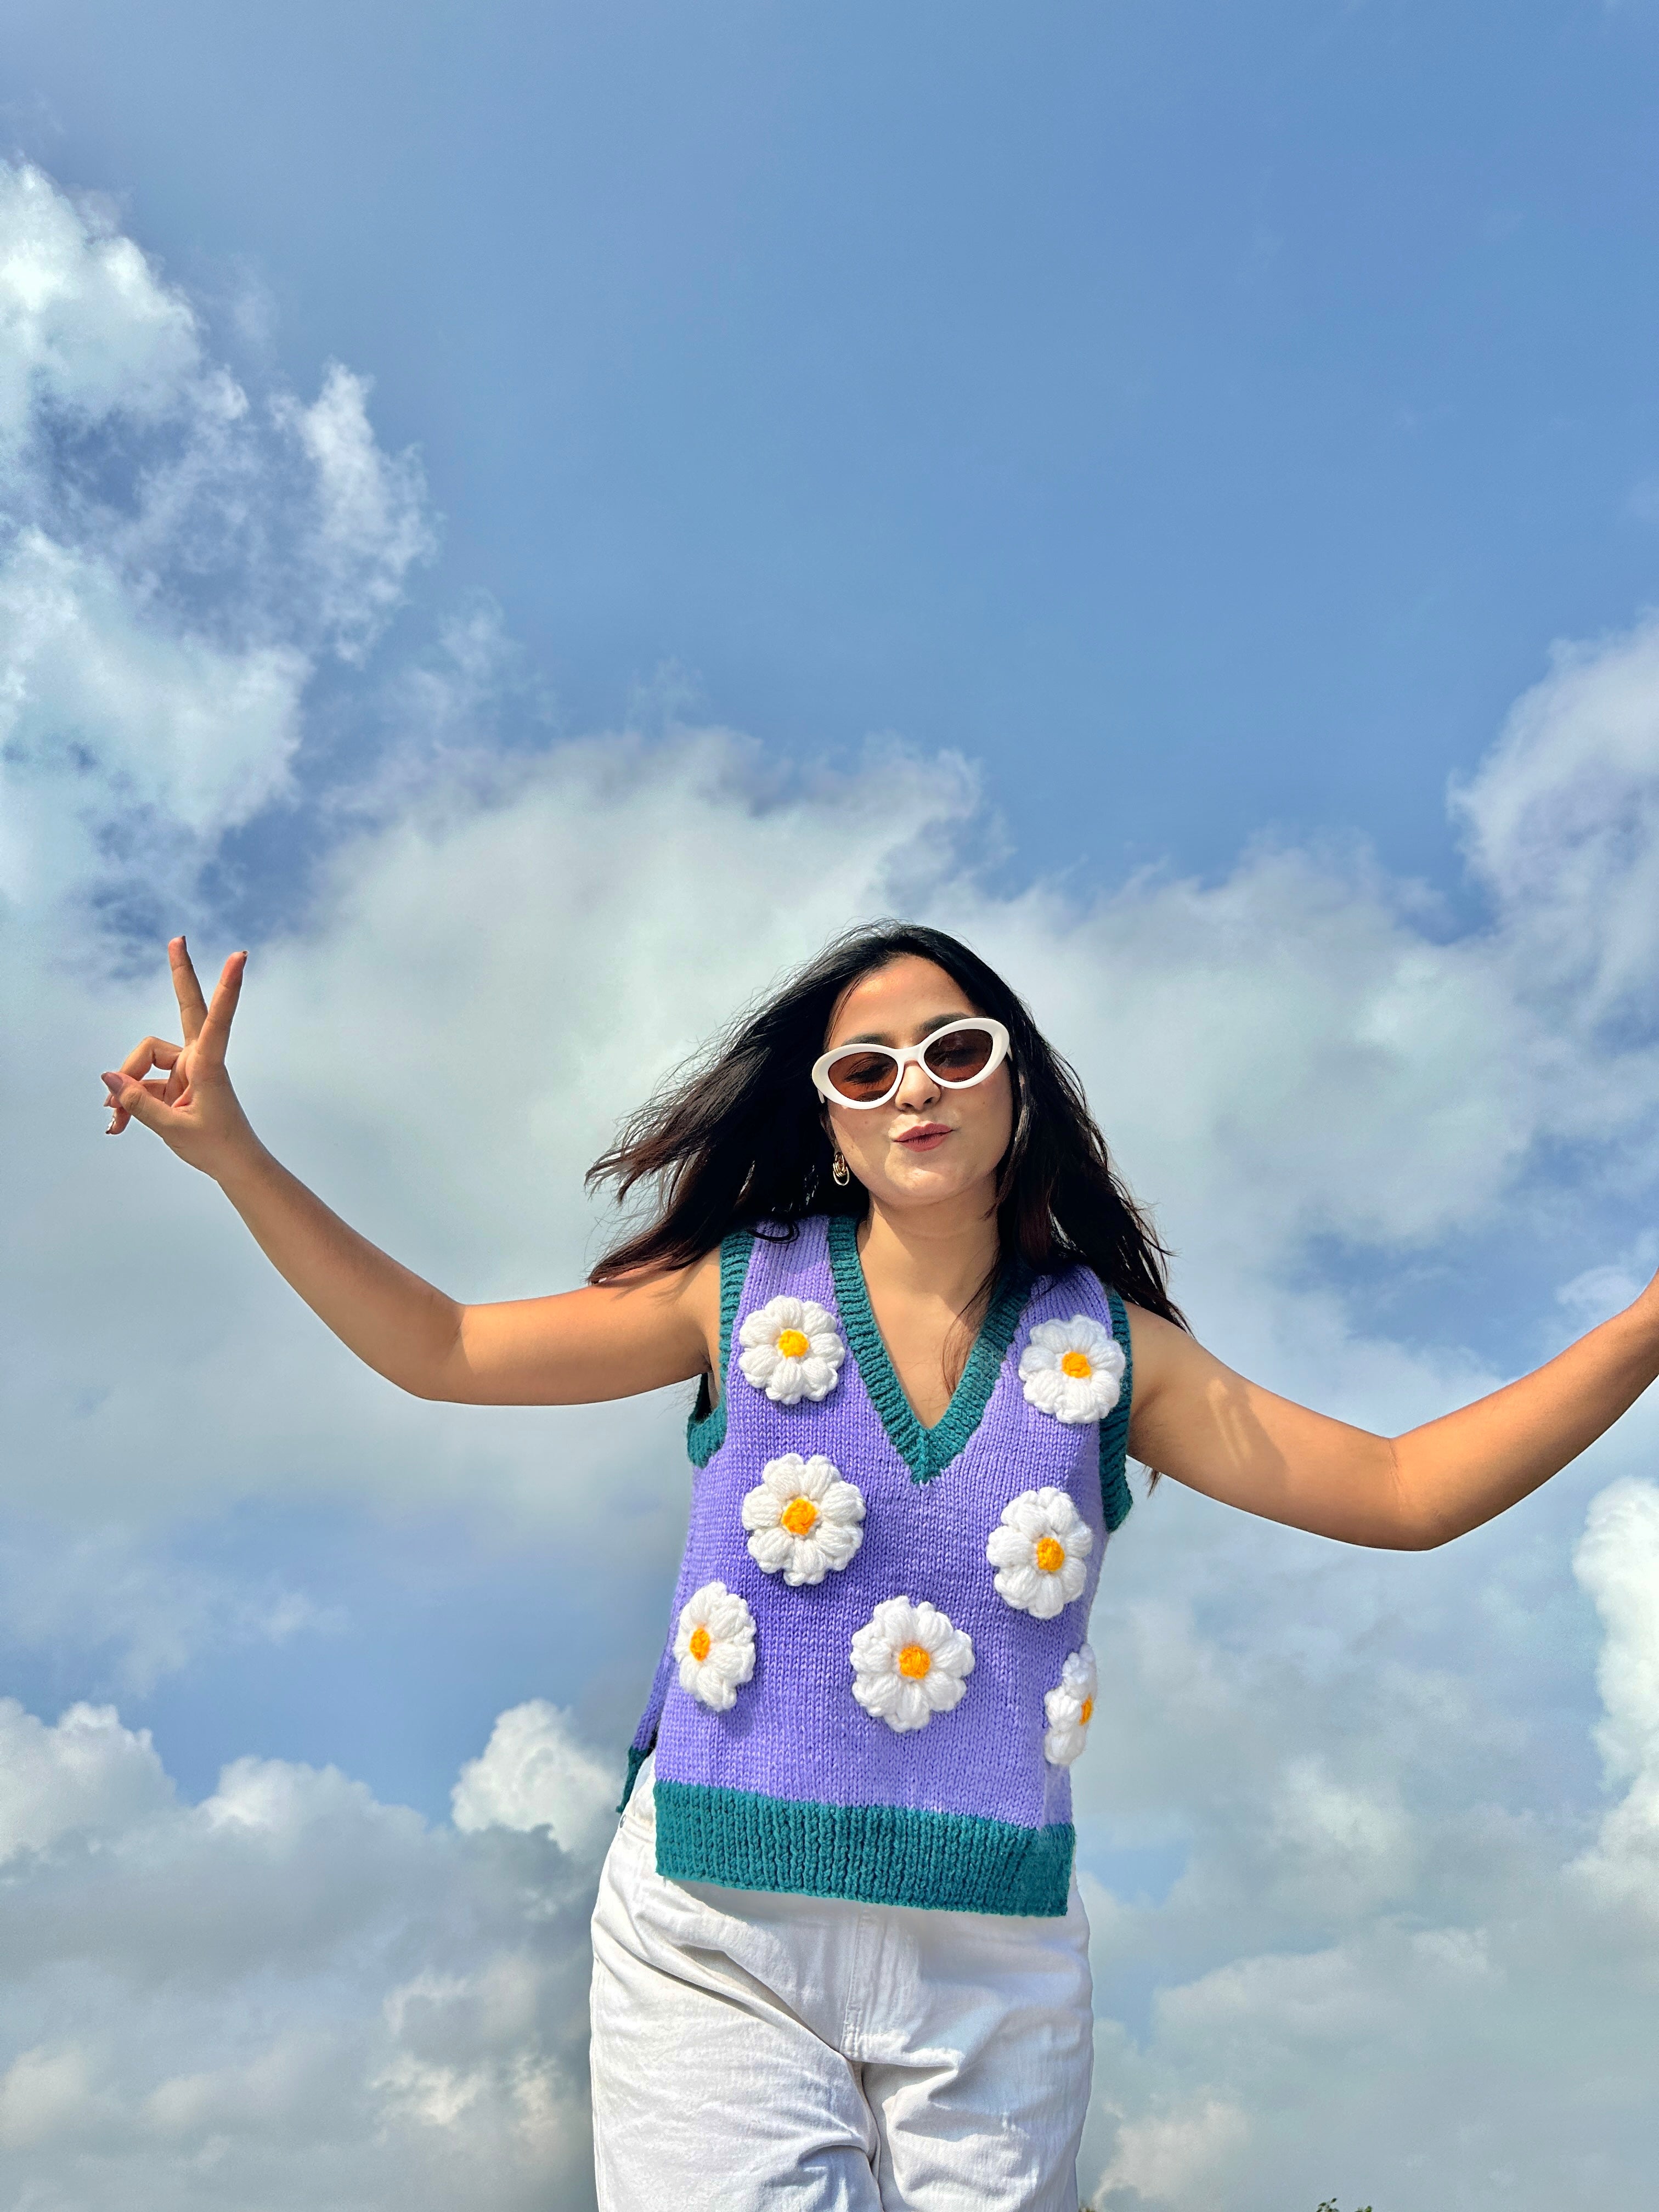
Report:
687,1229,757,1467
617,1743,651,1814
653,1779,1075,1916
1099,1287,1135,1533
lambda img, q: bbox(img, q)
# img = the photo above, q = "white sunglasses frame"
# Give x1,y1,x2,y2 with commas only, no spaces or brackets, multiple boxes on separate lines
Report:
811,1017,1012,1110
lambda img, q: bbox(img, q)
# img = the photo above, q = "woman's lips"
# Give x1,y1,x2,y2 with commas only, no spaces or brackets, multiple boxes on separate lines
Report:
895,1124,952,1152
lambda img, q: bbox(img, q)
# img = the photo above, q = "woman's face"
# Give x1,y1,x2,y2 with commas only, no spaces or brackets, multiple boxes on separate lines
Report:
821,955,1014,1217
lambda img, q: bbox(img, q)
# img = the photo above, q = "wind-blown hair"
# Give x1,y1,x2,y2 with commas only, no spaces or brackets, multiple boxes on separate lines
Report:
587,921,1184,1337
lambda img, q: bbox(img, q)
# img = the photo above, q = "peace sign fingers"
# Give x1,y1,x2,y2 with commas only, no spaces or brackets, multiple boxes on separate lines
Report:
195,949,247,1071
104,940,256,1172
167,933,211,1044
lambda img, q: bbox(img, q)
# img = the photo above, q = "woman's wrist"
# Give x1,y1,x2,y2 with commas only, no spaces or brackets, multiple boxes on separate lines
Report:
211,1128,276,1199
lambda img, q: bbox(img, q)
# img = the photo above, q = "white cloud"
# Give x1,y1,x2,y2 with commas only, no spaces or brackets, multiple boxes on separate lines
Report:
0,1695,605,2209
0,1700,173,1862
1068,1491,1659,2211
0,526,308,904
1092,2091,1251,2207
0,160,433,928
1455,608,1659,1031
0,2041,103,2153
0,163,200,449
12,155,1659,2210
274,360,436,663
1570,1477,1659,1920
0,1522,339,1696
452,1701,618,1853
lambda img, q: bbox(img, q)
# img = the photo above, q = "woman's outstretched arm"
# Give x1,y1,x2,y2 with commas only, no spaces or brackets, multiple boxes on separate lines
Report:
101,939,717,1406
1127,1291,1659,1550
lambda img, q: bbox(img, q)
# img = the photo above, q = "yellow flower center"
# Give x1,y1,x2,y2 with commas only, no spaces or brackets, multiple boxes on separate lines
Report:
781,1495,819,1537
1060,1350,1093,1379
897,1643,932,1679
688,1626,712,1662
1035,1536,1066,1573
1080,1696,1094,1725
776,1328,811,1360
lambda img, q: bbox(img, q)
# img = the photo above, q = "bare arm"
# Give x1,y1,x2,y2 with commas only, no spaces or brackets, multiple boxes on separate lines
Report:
103,939,720,1406
1127,1291,1659,1549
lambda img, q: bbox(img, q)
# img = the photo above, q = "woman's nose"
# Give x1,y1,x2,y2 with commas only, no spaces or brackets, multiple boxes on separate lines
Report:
895,1056,939,1110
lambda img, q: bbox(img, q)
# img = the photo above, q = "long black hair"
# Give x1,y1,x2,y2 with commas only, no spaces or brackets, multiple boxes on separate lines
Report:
587,921,1184,1335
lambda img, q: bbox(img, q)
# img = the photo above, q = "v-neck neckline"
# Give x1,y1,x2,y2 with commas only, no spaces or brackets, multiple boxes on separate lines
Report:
825,1213,1034,1485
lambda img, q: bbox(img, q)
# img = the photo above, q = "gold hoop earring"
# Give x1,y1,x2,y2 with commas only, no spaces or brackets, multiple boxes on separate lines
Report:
831,1150,851,1188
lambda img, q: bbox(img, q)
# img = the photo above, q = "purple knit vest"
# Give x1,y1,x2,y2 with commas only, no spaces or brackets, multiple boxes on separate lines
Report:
623,1214,1133,1916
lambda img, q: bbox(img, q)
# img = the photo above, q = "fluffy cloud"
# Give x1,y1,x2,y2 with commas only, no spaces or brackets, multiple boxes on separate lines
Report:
0,1700,173,1861
0,527,308,904
10,155,1659,2210
0,159,430,928
452,1701,618,1854
0,1696,602,2208
1455,613,1659,1028
1569,1476,1659,1920
273,361,436,663
1071,1477,1659,2211
1,1468,1655,2212
0,163,200,448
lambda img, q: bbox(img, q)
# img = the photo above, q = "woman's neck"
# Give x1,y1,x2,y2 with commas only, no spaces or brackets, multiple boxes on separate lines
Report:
856,1188,1001,1317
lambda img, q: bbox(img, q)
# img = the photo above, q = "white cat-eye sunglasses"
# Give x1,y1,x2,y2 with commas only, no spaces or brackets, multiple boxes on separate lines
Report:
811,1018,1012,1110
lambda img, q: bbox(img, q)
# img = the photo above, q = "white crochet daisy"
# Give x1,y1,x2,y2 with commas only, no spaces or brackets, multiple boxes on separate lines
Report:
673,1581,757,1712
985,1487,1094,1618
741,1453,866,1586
1018,1313,1125,1424
737,1294,847,1406
1043,1644,1098,1768
850,1597,974,1734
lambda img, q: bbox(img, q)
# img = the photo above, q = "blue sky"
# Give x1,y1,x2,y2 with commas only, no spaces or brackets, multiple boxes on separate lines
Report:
8,5,1659,2207
15,0,1659,893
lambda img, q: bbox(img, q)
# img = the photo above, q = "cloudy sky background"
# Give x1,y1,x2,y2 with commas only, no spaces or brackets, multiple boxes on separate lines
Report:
7,5,1659,2205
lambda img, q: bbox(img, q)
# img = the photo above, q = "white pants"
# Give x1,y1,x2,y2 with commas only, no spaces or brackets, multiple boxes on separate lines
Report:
588,1758,1093,2211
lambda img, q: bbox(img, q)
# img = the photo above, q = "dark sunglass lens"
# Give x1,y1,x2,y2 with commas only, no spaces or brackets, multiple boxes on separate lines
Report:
924,1028,994,1082
828,1048,900,1101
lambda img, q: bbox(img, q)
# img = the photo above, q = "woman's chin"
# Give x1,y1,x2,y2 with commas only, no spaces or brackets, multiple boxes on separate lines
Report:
867,1154,995,1209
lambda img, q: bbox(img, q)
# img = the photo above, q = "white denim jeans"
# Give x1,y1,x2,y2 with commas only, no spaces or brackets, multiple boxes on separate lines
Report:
588,1757,1093,2211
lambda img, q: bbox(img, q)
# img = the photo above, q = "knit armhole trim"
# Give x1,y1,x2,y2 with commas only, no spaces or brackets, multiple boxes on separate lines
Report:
686,1229,757,1468
1099,1286,1134,1533
826,1213,1033,1485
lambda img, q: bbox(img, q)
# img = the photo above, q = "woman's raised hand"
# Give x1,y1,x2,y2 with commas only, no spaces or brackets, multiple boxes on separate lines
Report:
101,937,256,1178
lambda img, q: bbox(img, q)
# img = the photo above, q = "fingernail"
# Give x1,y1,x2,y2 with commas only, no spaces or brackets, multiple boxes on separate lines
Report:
101,1074,122,1101
105,1118,120,1135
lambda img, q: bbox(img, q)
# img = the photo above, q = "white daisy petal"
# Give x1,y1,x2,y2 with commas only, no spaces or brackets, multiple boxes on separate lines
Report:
742,1454,865,1586
850,1597,974,1734
815,1521,862,1571
746,1527,794,1574
986,1487,1094,1617
1043,1643,1099,1766
673,1581,757,1712
1018,1313,1126,1424
737,1296,848,1404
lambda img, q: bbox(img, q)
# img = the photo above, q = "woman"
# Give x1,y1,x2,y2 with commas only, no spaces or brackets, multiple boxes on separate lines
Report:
101,919,1659,2212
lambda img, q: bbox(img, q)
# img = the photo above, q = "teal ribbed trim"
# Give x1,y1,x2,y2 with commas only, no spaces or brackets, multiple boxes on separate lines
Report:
1099,1287,1135,1533
617,1743,651,1814
686,1229,757,1468
826,1214,1032,1485
654,1779,1074,1916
